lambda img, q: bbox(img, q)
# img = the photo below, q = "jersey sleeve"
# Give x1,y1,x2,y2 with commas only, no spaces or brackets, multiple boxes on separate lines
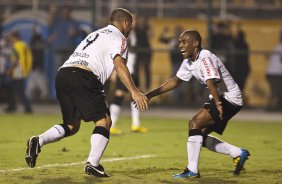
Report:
110,37,128,60
200,55,220,82
176,60,193,81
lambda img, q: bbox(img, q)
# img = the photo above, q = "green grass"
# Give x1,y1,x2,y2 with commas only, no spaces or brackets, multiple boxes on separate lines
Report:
0,114,282,184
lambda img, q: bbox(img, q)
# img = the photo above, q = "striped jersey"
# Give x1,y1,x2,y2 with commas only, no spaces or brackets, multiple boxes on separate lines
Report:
61,25,128,84
176,49,243,106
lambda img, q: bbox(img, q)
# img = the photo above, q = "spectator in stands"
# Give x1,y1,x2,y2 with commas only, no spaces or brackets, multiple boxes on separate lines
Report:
266,29,282,111
233,28,250,91
47,4,78,67
135,15,153,90
233,27,250,105
26,27,48,102
5,31,33,113
45,4,79,101
159,25,184,77
0,12,3,37
0,33,12,103
210,21,235,70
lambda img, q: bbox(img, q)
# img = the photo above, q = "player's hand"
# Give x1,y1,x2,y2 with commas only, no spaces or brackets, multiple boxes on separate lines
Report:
216,102,223,120
132,92,148,111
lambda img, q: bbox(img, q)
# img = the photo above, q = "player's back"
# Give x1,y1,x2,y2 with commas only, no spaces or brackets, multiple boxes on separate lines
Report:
61,25,127,84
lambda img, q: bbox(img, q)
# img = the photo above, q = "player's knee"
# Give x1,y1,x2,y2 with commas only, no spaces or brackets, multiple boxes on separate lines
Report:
189,119,201,129
60,123,80,137
114,89,124,97
59,124,71,137
107,120,112,129
112,95,124,106
95,117,111,130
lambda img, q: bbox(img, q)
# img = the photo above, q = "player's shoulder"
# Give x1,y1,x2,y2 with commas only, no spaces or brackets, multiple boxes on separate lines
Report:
199,49,212,58
198,49,219,64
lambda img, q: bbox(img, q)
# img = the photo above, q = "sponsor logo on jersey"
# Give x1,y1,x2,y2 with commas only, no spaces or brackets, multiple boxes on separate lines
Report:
208,57,218,76
72,52,89,58
202,58,211,76
67,59,89,66
120,38,126,55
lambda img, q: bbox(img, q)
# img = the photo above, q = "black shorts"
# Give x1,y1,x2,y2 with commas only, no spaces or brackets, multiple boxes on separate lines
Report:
55,67,110,123
203,97,242,135
115,73,139,92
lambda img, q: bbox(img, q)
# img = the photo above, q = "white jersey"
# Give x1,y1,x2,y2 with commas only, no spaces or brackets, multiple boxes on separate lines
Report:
60,25,128,84
176,49,243,106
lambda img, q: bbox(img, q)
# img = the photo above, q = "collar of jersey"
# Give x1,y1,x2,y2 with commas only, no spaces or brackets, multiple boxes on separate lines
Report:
108,24,125,38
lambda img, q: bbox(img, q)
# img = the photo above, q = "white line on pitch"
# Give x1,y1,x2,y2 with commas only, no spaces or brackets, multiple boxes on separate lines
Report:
0,155,155,173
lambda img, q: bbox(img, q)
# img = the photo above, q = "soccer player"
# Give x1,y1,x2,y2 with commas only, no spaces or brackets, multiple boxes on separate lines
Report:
145,30,250,178
25,8,148,177
110,13,147,135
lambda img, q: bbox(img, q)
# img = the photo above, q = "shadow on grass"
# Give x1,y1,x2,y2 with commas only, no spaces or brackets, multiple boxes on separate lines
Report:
37,176,106,184
111,167,241,184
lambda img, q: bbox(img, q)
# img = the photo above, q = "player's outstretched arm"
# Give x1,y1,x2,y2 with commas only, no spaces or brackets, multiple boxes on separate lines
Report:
113,55,148,111
146,76,182,101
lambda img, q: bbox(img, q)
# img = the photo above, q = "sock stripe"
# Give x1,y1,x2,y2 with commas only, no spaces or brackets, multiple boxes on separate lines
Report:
93,126,109,139
59,124,71,137
189,129,202,136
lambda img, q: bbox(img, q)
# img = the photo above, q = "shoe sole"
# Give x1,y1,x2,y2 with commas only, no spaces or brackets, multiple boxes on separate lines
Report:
25,136,39,168
173,175,200,179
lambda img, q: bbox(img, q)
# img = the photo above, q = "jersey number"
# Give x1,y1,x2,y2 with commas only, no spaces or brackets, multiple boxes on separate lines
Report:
82,33,99,50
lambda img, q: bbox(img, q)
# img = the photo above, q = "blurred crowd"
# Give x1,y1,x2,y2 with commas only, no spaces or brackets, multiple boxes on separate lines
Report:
0,4,282,113
0,4,87,113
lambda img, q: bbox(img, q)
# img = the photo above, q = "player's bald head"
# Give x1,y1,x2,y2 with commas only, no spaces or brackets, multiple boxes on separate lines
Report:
181,30,202,47
110,8,133,23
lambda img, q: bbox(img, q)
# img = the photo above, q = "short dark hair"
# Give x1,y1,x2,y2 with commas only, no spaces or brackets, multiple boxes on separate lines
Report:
10,30,21,39
110,8,132,23
183,30,202,47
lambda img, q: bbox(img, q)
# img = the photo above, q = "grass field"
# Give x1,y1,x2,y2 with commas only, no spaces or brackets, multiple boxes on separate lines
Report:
0,113,282,184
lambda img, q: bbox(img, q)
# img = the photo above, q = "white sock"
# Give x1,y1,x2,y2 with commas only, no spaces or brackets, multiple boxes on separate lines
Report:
87,133,109,166
131,101,140,126
204,135,241,158
38,125,65,147
109,104,121,128
187,135,203,173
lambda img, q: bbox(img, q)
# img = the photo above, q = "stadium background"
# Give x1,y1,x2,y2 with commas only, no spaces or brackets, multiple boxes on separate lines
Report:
1,1,282,183
1,0,282,108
